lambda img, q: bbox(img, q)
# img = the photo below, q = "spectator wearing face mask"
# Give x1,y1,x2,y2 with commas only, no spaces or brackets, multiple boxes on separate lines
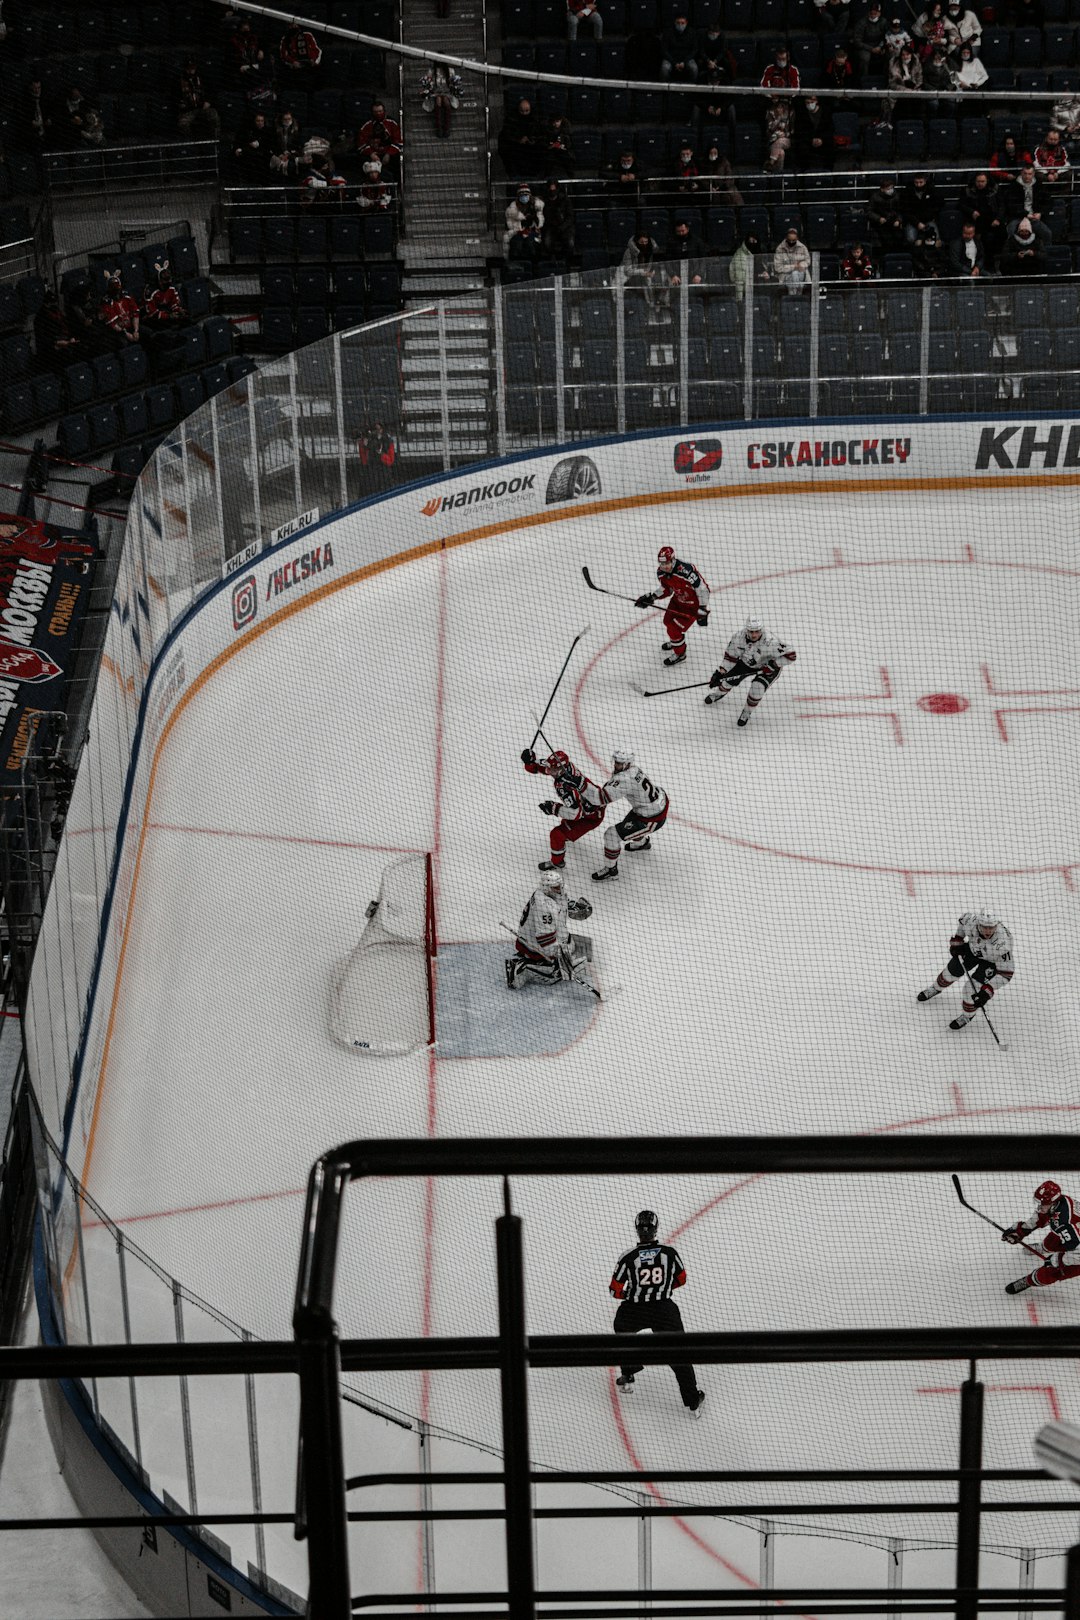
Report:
990,134,1032,180
945,0,981,49
852,4,888,77
774,227,811,294
920,44,955,111
730,232,771,300
761,46,800,90
541,179,575,262
606,147,646,199
794,93,835,169
841,241,875,279
279,23,323,79
674,142,701,194
764,96,795,172
912,2,958,51
999,214,1051,276
867,178,905,251
544,115,575,178
701,144,742,205
911,222,945,277
567,0,603,38
698,41,737,126
621,232,667,308
504,184,545,256
668,217,708,285
882,39,921,123
953,44,988,88
661,14,699,81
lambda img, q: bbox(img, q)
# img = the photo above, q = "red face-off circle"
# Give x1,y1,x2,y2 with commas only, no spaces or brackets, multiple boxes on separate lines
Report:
917,692,970,715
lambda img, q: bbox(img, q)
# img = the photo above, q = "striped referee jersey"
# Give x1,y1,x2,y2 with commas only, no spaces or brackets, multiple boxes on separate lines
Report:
610,1242,687,1305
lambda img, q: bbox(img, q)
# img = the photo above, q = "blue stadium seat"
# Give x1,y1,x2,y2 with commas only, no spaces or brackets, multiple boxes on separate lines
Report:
335,265,367,306
980,28,1011,66
335,305,366,331
58,413,92,457
87,403,120,448
296,307,330,344
204,317,233,360
734,123,764,166
119,393,148,440
230,220,261,262
63,362,95,408
960,117,990,157
119,344,149,390
113,443,148,482
185,279,211,322
297,269,332,306
575,212,607,253
958,330,991,369
862,122,893,162
145,385,176,430
331,217,361,260
263,268,294,306
0,285,21,329
167,236,200,281
263,218,296,259
895,119,926,159
367,264,403,310
852,333,885,374
1013,27,1044,64
17,275,47,317
297,220,327,260
570,86,600,122
92,354,122,397
174,374,204,419
1,334,32,379
261,308,296,347
928,118,958,159
31,374,61,420
881,253,914,279
361,216,396,257
705,207,738,252
227,356,257,384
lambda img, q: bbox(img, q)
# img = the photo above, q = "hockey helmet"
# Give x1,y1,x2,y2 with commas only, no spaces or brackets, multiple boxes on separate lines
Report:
975,908,999,938
635,1209,659,1242
540,869,565,898
544,749,572,777
657,546,675,569
611,744,634,769
1035,1180,1062,1207
744,617,764,642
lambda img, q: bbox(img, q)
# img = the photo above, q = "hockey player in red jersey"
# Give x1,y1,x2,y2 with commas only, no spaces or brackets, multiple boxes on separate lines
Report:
635,546,711,666
521,747,605,870
1002,1181,1080,1294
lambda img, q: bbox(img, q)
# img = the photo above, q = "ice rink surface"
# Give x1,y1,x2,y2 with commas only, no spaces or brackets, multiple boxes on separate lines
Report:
72,484,1080,1599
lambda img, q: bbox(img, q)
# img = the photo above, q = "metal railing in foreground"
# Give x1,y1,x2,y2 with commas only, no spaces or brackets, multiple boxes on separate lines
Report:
43,139,219,194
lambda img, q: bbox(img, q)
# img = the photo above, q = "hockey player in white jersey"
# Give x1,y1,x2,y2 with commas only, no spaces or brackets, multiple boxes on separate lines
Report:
592,746,670,882
917,909,1015,1030
506,869,594,989
704,617,797,727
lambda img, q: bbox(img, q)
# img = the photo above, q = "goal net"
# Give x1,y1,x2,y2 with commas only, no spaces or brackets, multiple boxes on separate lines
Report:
330,853,435,1055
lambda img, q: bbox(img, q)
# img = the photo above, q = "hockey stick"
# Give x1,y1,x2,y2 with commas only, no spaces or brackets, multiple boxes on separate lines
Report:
951,1175,1045,1260
630,678,712,698
581,565,640,605
529,627,589,752
528,708,555,755
499,920,605,1000
965,971,1009,1051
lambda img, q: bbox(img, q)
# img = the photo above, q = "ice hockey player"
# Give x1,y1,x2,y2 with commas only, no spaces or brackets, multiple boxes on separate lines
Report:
521,747,605,871
704,616,797,727
1001,1181,1080,1294
635,546,711,666
592,745,670,881
609,1209,706,1415
917,909,1015,1030
505,868,594,989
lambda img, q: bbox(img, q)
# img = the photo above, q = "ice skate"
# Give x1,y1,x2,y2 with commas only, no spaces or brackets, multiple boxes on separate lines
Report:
624,838,651,854
737,707,751,727
950,1011,974,1030
538,859,564,872
704,688,729,706
592,863,619,881
1006,1275,1033,1294
616,1373,635,1391
505,957,521,990
661,640,676,651
687,1389,706,1417
917,982,943,1001
663,648,687,666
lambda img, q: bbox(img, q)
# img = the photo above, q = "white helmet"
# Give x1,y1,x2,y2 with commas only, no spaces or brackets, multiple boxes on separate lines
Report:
612,744,634,769
540,869,564,898
975,908,998,937
744,617,764,642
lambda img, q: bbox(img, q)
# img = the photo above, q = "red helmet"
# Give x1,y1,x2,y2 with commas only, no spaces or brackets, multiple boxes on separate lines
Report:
544,749,572,776
657,546,675,569
1035,1180,1062,1206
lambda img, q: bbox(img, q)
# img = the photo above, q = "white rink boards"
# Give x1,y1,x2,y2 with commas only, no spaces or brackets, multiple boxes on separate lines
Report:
67,478,1080,1603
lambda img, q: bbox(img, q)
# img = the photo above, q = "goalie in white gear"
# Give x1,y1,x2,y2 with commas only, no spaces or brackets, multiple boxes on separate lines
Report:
593,746,670,881
704,617,797,727
917,909,1015,1030
506,869,594,989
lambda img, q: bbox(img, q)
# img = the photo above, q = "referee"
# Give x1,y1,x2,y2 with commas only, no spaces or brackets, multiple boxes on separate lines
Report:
609,1210,705,1415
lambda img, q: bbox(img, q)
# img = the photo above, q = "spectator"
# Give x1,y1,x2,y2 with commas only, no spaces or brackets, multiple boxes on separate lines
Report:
498,97,543,179
420,63,462,139
999,214,1051,275
912,2,958,52
661,14,699,81
61,87,104,148
961,172,1005,262
34,287,83,369
1050,93,1080,139
230,17,266,79
882,40,922,124
824,45,856,88
1033,128,1070,183
730,231,771,300
697,20,737,88
764,96,795,172
1000,162,1049,224
541,178,575,261
811,0,851,34
622,232,669,309
142,263,190,355
357,102,403,177
668,216,708,282
606,146,646,199
19,77,53,151
945,0,981,49
953,44,988,89
357,421,396,490
852,3,889,77
912,222,945,276
177,59,221,139
793,93,835,168
233,110,273,180
774,226,810,293
544,115,575,178
841,240,875,278
673,142,701,194
279,23,323,79
269,108,304,176
990,134,1032,180
698,46,737,125
504,184,545,255
761,46,800,90
99,273,141,348
920,45,955,107
901,172,941,245
947,221,987,276
567,0,603,38
867,177,905,251
64,283,112,357
701,143,742,205
884,16,912,54
357,156,390,210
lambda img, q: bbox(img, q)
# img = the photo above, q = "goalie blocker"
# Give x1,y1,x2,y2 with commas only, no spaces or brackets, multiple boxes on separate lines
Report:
506,870,595,989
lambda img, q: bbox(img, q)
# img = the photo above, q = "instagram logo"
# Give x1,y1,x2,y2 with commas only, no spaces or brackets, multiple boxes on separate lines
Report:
231,575,257,630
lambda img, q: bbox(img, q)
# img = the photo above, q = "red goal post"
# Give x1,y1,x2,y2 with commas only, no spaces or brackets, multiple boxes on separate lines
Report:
330,853,435,1055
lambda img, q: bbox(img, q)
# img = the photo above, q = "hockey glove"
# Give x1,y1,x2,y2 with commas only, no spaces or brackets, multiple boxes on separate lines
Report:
950,934,966,954
696,609,710,628
521,747,536,766
539,800,558,815
568,897,593,921
708,669,727,689
969,987,991,1009
1001,1225,1026,1244
635,593,656,609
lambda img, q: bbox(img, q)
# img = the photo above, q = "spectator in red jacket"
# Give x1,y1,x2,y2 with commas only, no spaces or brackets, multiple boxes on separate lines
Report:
1034,128,1070,182
280,24,323,77
841,240,875,278
230,18,266,79
990,134,1032,180
99,273,141,348
761,47,800,90
824,45,856,87
357,102,403,178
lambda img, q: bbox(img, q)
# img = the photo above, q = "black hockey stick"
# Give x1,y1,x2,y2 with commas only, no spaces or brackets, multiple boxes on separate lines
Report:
581,566,641,605
951,1175,1044,1259
529,628,589,752
965,971,1009,1050
629,678,712,698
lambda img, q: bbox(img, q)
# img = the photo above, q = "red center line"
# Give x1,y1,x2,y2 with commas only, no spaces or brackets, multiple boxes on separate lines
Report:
147,821,425,857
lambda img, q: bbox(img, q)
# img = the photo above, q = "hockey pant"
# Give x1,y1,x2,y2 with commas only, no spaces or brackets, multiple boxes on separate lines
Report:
1021,1247,1080,1289
930,946,1009,1014
602,802,669,863
513,938,588,986
548,808,604,865
661,605,697,655
714,659,782,712
613,1298,700,1407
